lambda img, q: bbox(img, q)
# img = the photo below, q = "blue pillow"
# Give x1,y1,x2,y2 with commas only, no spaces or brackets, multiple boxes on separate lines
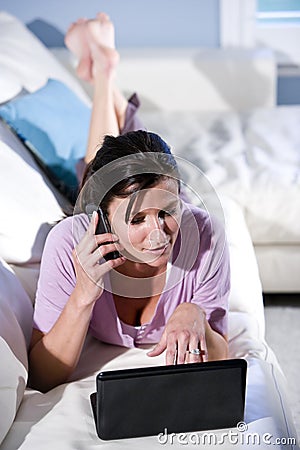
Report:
0,79,91,198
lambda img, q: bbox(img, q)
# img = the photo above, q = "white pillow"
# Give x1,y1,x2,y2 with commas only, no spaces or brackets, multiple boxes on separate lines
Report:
0,66,22,104
0,11,90,291
0,120,68,270
0,11,90,105
0,257,33,444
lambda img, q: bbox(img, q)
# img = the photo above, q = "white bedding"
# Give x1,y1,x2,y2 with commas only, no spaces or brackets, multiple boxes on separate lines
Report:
1,326,297,450
140,106,300,246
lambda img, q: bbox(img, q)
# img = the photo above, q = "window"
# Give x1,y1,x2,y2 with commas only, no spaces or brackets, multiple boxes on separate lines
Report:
256,0,300,64
257,0,300,25
220,0,300,65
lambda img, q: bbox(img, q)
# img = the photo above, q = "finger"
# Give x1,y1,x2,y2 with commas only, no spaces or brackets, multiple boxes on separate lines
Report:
86,209,108,240
88,256,126,284
88,211,99,234
76,215,102,254
90,242,123,265
176,331,190,364
199,334,208,362
78,225,119,258
94,233,119,246
187,334,202,363
147,334,167,357
87,210,98,236
165,332,178,365
98,255,126,273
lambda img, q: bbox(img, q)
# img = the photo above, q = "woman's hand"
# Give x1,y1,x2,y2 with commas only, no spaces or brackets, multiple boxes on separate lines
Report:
72,211,125,305
147,303,208,365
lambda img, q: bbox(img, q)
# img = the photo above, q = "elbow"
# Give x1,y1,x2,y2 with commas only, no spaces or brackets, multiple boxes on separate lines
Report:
28,368,58,393
28,348,71,393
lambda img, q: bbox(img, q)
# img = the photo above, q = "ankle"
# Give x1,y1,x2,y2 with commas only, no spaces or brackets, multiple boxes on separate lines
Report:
92,62,116,85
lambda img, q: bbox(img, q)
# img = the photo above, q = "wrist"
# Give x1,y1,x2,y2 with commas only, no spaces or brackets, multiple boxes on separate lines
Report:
71,286,98,311
178,302,206,319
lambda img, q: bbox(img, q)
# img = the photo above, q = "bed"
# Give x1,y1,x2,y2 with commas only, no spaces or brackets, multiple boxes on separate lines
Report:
0,11,298,449
53,43,300,294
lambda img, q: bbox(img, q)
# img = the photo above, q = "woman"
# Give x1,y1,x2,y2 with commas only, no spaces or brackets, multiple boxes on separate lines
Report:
29,14,230,393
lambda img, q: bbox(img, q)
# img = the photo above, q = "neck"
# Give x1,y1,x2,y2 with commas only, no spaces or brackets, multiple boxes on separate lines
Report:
110,263,167,298
115,260,167,278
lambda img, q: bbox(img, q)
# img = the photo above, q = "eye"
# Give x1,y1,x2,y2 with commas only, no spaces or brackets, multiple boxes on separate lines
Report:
130,215,145,225
159,208,178,218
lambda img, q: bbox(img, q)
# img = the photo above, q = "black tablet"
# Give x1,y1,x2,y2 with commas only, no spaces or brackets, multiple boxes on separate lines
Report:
90,358,247,440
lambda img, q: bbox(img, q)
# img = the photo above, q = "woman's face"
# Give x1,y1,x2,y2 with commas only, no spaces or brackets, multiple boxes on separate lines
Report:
108,178,181,269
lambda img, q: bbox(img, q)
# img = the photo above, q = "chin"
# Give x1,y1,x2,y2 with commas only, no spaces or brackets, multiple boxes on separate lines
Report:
123,244,172,267
142,252,170,268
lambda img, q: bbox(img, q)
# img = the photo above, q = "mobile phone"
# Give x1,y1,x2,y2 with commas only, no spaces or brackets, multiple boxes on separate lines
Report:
95,208,120,261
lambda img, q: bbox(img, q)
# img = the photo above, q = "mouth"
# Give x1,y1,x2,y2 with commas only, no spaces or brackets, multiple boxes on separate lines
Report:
143,242,170,254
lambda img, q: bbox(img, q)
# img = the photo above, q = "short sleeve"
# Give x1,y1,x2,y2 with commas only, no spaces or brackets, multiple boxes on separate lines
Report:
33,216,78,333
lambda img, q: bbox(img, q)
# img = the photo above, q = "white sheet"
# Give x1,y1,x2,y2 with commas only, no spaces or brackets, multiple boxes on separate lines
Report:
1,318,298,449
140,106,300,245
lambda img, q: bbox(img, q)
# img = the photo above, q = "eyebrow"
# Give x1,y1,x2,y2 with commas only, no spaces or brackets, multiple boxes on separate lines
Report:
125,190,139,224
125,198,180,224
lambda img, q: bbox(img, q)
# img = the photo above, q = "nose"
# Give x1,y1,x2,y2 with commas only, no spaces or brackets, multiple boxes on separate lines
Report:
147,216,168,248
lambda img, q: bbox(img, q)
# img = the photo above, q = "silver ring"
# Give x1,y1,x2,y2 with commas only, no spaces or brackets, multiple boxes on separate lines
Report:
189,348,206,356
189,348,201,355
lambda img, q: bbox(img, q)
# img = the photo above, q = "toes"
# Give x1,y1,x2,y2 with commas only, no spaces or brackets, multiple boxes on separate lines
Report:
65,18,87,39
77,18,88,24
96,12,110,23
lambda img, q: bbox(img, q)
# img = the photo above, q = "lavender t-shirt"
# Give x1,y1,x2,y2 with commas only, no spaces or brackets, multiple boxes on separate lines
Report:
33,202,230,348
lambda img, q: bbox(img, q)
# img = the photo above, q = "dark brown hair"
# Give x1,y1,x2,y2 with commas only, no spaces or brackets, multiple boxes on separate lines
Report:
78,130,180,215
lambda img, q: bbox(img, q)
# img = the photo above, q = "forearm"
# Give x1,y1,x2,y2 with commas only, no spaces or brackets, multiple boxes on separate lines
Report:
29,291,94,392
204,320,228,361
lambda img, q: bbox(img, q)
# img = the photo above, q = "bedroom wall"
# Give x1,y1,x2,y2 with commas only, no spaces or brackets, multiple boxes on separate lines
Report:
1,0,299,105
0,0,220,48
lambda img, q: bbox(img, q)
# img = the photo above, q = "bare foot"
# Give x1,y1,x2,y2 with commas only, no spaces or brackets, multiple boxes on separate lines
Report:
87,13,119,78
65,13,119,82
91,13,115,49
65,18,93,82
